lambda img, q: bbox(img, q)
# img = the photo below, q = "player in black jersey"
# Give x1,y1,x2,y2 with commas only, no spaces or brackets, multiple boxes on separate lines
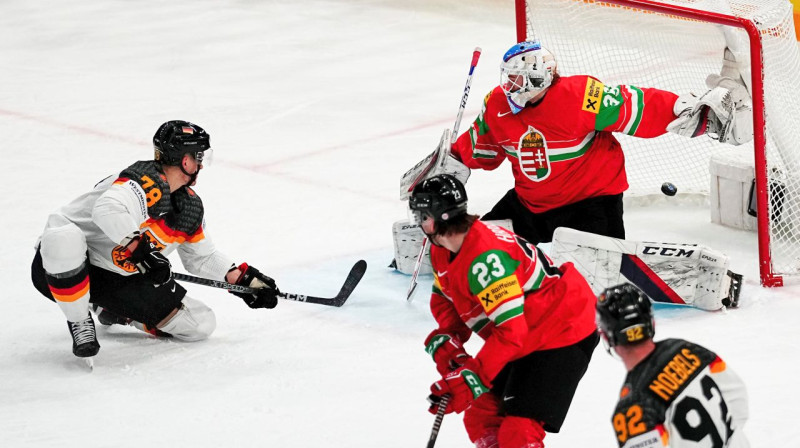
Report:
596,283,750,448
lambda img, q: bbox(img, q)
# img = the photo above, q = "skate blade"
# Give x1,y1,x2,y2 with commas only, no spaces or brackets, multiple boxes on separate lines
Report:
82,357,94,372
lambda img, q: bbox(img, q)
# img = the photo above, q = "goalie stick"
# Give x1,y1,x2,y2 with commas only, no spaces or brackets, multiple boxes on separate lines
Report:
173,259,367,307
407,47,482,302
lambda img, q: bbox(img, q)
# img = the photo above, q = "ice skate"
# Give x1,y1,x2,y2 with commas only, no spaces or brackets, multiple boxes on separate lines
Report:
68,314,100,358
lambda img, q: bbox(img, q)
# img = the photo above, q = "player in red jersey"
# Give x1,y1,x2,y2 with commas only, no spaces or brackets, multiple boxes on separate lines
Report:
450,40,752,245
30,120,280,361
596,283,749,448
409,174,599,448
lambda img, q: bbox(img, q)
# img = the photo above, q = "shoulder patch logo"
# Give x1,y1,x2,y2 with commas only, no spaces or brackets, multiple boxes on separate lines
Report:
468,250,522,314
582,78,604,114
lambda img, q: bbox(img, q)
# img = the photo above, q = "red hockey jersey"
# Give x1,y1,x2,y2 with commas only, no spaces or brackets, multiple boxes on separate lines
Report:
428,220,597,381
452,75,678,212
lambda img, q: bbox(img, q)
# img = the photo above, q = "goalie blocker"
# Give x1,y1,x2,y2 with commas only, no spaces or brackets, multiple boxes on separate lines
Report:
550,227,742,311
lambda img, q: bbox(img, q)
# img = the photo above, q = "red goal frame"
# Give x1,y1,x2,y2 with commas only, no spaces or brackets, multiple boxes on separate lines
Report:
515,0,779,286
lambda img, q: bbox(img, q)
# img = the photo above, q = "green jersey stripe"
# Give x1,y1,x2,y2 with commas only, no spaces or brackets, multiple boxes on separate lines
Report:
474,149,499,159
625,86,645,135
488,298,524,321
494,306,524,326
548,134,595,162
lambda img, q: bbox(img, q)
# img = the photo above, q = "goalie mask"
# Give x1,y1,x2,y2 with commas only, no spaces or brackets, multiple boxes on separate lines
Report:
408,174,468,226
596,283,655,347
153,120,212,166
500,41,557,114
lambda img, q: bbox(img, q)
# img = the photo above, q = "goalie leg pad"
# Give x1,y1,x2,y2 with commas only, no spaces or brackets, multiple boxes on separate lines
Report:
391,219,514,275
550,228,742,311
158,297,216,342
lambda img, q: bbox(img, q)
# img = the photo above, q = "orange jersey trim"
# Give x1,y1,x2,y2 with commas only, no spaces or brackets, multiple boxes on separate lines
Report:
49,276,90,303
709,356,727,373
141,218,205,245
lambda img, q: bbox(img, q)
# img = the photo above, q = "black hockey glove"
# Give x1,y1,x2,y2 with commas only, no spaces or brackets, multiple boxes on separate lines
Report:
128,235,172,287
231,263,280,309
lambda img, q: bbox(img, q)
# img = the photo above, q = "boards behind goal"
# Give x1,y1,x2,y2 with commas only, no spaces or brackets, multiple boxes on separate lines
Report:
515,0,800,286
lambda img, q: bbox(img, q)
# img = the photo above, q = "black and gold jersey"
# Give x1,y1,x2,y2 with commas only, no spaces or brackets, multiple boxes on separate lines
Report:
611,339,749,448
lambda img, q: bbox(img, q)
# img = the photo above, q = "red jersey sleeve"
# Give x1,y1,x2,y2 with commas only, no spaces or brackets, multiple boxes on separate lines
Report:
451,89,507,171
430,274,472,343
580,76,678,138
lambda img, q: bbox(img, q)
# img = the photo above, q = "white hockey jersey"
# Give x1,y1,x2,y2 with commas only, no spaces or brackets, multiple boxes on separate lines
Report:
39,160,234,281
611,338,749,448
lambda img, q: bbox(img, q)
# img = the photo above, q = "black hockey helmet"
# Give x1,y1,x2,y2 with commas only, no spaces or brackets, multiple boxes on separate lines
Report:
153,120,210,166
408,174,468,224
596,283,655,347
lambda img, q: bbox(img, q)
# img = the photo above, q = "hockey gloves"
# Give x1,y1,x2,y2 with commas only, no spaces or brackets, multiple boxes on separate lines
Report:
424,330,472,376
231,263,280,309
428,358,490,415
128,235,172,287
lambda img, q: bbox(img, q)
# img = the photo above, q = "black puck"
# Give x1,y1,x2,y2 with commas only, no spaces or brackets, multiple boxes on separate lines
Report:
661,182,677,196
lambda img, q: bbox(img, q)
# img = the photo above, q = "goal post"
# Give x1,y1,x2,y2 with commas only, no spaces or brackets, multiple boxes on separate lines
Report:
515,0,800,287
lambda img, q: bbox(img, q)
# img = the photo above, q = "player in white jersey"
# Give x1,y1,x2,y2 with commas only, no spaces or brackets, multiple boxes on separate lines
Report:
596,283,749,448
31,120,281,360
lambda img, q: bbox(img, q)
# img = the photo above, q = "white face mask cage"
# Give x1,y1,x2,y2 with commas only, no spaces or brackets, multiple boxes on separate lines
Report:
500,44,556,114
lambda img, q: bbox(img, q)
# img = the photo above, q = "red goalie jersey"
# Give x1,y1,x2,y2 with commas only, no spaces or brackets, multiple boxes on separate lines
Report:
452,75,679,213
428,220,597,381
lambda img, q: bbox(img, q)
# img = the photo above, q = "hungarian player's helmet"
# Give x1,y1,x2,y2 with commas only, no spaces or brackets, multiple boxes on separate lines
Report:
153,120,211,166
500,40,557,114
408,174,468,225
596,283,655,347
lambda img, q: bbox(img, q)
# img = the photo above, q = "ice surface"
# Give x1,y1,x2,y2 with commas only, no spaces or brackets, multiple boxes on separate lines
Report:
1,1,797,447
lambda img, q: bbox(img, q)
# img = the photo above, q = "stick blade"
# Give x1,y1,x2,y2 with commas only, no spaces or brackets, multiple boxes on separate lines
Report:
332,259,368,306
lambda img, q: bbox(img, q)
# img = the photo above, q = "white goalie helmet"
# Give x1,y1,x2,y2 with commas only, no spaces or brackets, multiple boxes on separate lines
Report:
500,41,557,114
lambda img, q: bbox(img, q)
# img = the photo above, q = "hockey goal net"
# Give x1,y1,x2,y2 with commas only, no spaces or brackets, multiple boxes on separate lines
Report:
516,0,800,286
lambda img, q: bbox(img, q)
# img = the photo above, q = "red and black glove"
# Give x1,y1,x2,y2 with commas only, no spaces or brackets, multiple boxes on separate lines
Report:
127,234,172,287
424,330,472,376
231,263,280,309
427,358,490,415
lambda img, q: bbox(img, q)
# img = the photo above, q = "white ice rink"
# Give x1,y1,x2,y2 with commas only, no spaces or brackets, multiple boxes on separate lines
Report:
1,0,798,447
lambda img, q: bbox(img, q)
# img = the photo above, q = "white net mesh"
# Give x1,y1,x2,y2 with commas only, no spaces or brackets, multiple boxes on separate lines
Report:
522,0,800,278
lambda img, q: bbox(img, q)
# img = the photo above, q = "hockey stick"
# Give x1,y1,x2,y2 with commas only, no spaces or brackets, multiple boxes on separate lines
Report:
173,259,367,307
426,394,450,448
407,47,482,302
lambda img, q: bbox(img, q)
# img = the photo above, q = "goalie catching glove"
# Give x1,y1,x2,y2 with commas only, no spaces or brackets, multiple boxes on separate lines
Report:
428,358,490,415
229,263,280,309
668,74,753,145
